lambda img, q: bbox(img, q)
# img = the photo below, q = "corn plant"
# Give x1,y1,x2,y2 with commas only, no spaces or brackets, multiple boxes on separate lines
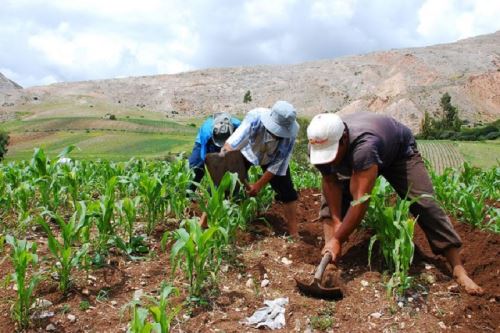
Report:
170,219,227,299
248,166,274,212
163,157,193,219
363,179,423,296
4,235,42,329
37,203,90,293
457,189,487,228
115,197,148,258
197,170,239,229
138,173,164,234
12,181,34,227
125,283,181,333
90,177,118,260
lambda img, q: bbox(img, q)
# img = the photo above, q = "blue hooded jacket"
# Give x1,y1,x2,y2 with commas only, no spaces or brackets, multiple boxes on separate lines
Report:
189,116,241,168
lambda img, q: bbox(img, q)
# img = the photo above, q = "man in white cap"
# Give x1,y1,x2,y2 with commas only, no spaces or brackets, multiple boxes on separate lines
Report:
307,111,483,295
222,101,300,237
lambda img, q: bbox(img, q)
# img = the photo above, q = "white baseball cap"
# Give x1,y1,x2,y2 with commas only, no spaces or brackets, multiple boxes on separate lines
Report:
307,113,345,165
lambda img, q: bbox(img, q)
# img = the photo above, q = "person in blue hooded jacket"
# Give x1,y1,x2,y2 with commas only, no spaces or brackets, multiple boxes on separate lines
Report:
188,112,241,190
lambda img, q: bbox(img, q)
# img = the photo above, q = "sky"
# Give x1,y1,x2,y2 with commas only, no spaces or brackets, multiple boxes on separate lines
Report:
1,0,499,87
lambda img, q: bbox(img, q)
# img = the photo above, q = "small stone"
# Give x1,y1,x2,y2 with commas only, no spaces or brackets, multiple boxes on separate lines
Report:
32,298,53,309
12,284,18,291
447,284,459,293
221,265,229,273
467,314,471,319
281,257,292,265
33,311,55,319
82,288,90,296
397,301,404,308
425,264,433,270
438,321,446,329
88,275,97,281
223,286,230,292
408,297,414,302
263,273,268,279
489,298,496,303
140,281,146,286
421,272,436,284
46,324,56,331
67,314,76,323
111,301,118,306
133,289,144,301
361,280,369,287
245,278,255,289
370,312,382,319
237,273,242,280
51,272,60,281
261,279,270,287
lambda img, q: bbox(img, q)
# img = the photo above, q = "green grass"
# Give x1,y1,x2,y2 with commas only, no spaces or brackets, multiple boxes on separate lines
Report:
417,140,499,170
454,140,500,169
5,131,195,161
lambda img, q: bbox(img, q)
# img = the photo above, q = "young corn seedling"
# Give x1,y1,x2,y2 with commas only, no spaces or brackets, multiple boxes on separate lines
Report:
89,177,118,262
363,179,423,296
457,189,487,229
5,235,43,329
115,197,149,258
37,202,90,294
124,283,181,333
164,157,193,219
170,219,227,299
138,173,164,234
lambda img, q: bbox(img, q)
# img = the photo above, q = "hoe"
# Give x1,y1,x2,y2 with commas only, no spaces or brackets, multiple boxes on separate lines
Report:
295,252,344,300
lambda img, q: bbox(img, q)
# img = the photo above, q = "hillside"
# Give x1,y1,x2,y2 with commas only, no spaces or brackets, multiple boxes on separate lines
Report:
1,31,499,133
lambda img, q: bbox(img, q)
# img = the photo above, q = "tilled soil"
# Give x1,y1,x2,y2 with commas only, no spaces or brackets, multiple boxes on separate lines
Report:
0,189,498,332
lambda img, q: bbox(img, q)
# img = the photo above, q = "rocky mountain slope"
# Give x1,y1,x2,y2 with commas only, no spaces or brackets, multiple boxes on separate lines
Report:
2,31,499,132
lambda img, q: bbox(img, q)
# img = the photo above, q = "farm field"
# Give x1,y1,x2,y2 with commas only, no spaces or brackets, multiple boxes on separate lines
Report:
0,148,498,332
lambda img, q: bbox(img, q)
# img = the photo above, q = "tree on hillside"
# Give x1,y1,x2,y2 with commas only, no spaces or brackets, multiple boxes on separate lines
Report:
243,90,252,103
440,92,461,131
419,111,433,139
0,131,9,161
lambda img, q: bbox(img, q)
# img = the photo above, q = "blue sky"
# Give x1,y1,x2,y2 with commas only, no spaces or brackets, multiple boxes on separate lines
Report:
1,0,499,87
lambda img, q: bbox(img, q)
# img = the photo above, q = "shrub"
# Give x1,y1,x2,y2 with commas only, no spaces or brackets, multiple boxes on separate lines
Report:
243,90,252,103
0,131,9,161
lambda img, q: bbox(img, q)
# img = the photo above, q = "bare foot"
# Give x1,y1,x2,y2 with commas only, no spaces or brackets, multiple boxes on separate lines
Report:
199,212,208,229
454,266,484,295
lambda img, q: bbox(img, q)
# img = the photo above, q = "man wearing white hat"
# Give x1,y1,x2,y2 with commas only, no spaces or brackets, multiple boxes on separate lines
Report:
307,111,483,295
222,101,300,237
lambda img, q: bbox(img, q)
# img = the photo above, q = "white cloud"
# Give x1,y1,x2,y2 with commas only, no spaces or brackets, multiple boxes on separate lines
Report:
310,0,356,22
1,0,499,87
417,0,500,42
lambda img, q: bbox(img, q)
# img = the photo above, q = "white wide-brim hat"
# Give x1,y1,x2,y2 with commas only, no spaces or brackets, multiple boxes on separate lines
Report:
307,113,345,165
261,101,299,138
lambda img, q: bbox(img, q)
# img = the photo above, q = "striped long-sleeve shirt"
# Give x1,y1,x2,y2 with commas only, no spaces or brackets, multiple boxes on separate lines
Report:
226,108,296,176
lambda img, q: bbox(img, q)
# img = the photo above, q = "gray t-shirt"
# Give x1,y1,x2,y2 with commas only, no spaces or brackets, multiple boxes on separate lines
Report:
316,112,415,178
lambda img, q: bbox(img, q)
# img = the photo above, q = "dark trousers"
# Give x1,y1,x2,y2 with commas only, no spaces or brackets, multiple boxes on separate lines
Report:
320,150,462,255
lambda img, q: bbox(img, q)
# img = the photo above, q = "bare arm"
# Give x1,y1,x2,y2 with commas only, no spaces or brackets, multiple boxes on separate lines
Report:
322,164,378,261
248,170,274,196
334,164,378,242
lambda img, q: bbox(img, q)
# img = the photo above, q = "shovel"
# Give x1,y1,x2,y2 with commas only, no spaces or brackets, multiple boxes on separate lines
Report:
295,252,344,300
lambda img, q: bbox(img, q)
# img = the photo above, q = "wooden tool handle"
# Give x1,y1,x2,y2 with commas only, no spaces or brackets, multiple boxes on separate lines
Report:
314,252,332,282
